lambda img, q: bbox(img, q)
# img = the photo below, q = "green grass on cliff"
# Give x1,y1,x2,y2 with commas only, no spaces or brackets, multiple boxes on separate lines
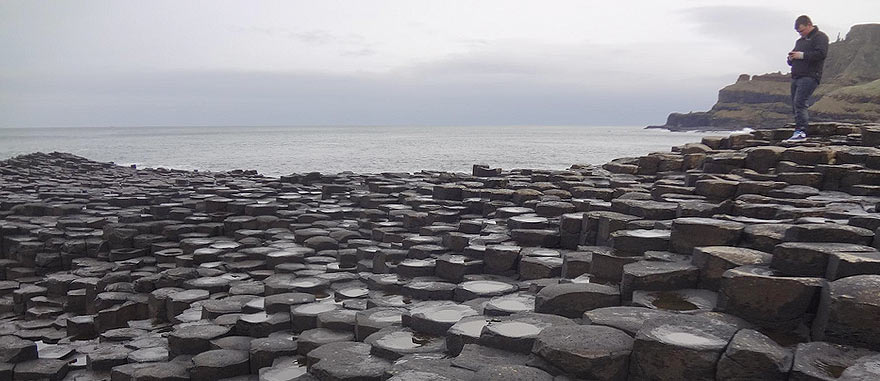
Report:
813,79,880,122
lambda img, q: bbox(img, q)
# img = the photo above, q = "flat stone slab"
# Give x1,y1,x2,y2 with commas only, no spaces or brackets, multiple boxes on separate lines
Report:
364,326,446,360
191,349,250,381
534,283,620,318
583,306,674,336
629,314,740,380
532,324,633,380
814,275,880,351
717,329,793,380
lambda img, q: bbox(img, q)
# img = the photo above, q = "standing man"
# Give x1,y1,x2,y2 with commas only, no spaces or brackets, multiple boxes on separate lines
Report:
786,15,829,141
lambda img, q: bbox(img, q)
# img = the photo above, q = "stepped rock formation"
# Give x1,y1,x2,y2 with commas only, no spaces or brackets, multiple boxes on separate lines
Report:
654,24,880,130
2,122,880,379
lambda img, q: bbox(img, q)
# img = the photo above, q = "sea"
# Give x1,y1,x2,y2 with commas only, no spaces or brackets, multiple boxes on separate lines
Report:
0,125,725,177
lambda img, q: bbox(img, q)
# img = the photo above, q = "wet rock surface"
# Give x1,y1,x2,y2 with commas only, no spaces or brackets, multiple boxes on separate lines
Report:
1,124,880,380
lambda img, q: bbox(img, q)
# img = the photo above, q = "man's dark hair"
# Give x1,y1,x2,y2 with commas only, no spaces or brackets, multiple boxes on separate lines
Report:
795,15,813,28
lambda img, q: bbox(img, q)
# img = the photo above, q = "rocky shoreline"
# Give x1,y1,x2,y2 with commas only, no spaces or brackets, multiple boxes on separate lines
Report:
2,122,880,380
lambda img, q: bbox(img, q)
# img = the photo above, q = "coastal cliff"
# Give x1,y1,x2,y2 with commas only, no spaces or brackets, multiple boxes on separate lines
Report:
653,24,880,130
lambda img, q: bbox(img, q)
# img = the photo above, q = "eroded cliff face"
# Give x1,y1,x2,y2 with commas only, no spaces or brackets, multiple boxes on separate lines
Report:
655,24,880,130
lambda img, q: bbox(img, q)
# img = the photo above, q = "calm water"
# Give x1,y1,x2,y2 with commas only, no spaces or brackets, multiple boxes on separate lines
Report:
0,125,715,176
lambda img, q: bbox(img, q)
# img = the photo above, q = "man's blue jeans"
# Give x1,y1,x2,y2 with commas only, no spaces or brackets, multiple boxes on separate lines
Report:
791,76,819,132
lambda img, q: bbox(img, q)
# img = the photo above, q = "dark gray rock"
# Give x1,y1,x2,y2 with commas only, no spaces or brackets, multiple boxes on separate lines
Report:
0,335,37,363
473,364,554,381
691,246,773,290
716,329,793,380
789,341,876,381
190,349,250,381
583,306,674,336
669,217,745,254
629,314,739,381
718,265,825,328
814,275,880,351
535,283,620,318
532,325,633,380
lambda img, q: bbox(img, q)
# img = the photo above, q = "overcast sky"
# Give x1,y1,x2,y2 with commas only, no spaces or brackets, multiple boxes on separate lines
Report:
2,1,878,128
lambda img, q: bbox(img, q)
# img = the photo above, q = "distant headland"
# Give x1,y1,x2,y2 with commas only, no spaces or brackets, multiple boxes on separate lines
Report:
650,24,880,131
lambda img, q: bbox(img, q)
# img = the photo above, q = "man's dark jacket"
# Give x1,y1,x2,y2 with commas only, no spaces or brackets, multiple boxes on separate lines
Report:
788,26,830,83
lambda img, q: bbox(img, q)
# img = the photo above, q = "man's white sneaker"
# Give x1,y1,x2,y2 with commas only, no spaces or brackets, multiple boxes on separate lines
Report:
786,131,807,141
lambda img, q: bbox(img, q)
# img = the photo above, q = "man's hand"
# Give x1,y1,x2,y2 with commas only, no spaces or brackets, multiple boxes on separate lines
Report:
788,51,804,60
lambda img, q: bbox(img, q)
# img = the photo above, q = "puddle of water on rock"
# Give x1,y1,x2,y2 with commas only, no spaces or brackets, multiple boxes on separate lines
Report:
629,229,670,238
294,303,337,315
490,299,531,311
813,359,846,378
377,331,423,349
240,312,269,323
650,292,698,311
489,321,542,338
411,332,435,346
453,319,489,337
463,281,513,294
370,310,404,323
653,327,726,348
430,307,474,323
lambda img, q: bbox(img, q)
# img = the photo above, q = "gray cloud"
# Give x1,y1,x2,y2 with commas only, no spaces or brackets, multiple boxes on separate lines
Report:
681,6,819,70
0,67,717,128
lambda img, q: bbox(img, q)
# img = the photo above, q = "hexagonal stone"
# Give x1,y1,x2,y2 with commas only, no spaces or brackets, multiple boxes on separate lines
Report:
827,250,880,280
403,301,479,336
127,347,168,363
190,349,250,381
484,245,522,274
258,358,308,381
166,289,209,320
454,280,517,302
355,307,405,341
609,229,671,256
290,302,341,333
236,311,291,338
167,323,230,357
631,289,717,314
484,292,535,316
814,275,880,351
518,256,563,280
478,312,575,353
473,364,554,381
364,326,446,360
620,261,699,300
718,266,824,328
0,335,37,363
297,328,354,355
384,352,474,380
583,306,674,336
629,314,739,381
112,361,190,381
13,358,68,381
249,336,298,373
789,341,876,381
402,280,456,301
445,316,491,356
691,246,773,290
510,229,560,248
716,329,793,380
535,283,620,318
264,292,316,314
773,242,876,277
532,325,633,380
451,344,530,373
435,254,483,283
669,217,744,254
783,223,874,245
